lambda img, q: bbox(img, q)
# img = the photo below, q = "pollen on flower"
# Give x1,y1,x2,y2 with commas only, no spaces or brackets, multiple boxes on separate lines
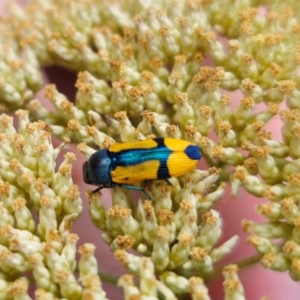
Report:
0,181,10,196
169,72,180,86
241,53,254,65
223,278,240,291
241,78,256,92
269,62,282,75
241,97,255,108
262,187,278,200
61,100,73,112
166,124,178,134
202,211,217,225
7,278,28,296
159,26,169,37
141,71,154,81
9,158,21,171
280,109,299,123
143,200,154,219
36,144,47,153
114,111,127,124
128,86,143,100
185,125,198,137
59,165,71,176
281,197,295,211
108,205,131,218
265,33,284,47
44,84,57,101
216,120,231,132
252,145,270,158
114,249,128,264
67,119,80,131
278,80,296,93
78,243,95,256
64,152,76,162
157,226,169,238
223,264,239,274
41,195,53,208
242,219,254,233
253,121,265,132
148,56,163,71
243,157,257,171
282,240,297,255
292,259,300,272
288,174,300,185
76,81,94,95
158,209,174,224
0,114,13,125
178,232,193,246
190,247,208,260
116,235,135,249
85,125,97,137
211,145,224,158
239,21,253,36
266,12,280,22
292,126,300,137
67,185,80,200
256,203,273,215
261,252,275,268
12,198,26,210
247,234,261,247
198,106,212,118
228,40,240,51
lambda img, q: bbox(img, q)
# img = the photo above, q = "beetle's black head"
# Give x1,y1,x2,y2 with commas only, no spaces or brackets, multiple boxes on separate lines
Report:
83,161,91,184
83,149,113,186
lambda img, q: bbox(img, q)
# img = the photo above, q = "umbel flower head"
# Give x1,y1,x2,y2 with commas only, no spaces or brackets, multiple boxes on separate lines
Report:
0,0,300,298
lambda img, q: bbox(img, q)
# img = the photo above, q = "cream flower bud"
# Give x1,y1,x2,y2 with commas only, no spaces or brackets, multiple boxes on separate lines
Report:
290,259,300,281
7,277,31,300
12,198,35,232
78,244,98,279
195,105,213,136
283,240,300,260
52,152,76,200
114,111,137,142
189,277,210,300
264,139,289,158
63,185,82,218
261,252,290,271
169,232,193,268
161,271,189,294
210,144,244,166
114,249,140,274
86,191,107,230
28,253,58,295
223,265,245,300
187,247,213,273
247,234,281,255
174,92,195,128
199,182,226,210
151,226,170,271
196,210,222,250
117,274,140,299
61,234,79,272
281,197,299,225
0,202,14,227
210,235,239,262
240,78,263,102
242,219,292,239
256,202,282,221
137,200,158,246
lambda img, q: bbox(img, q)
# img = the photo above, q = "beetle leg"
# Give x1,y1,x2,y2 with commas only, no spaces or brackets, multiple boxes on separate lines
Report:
119,184,152,199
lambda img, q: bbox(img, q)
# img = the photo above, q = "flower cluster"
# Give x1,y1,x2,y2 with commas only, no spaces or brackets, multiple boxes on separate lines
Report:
0,0,300,298
0,112,109,299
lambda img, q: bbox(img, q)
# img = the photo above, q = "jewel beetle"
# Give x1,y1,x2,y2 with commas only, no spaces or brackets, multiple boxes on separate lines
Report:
83,137,201,195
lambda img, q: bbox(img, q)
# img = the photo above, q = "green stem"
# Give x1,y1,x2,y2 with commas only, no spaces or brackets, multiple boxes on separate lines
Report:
206,253,262,281
98,270,119,285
